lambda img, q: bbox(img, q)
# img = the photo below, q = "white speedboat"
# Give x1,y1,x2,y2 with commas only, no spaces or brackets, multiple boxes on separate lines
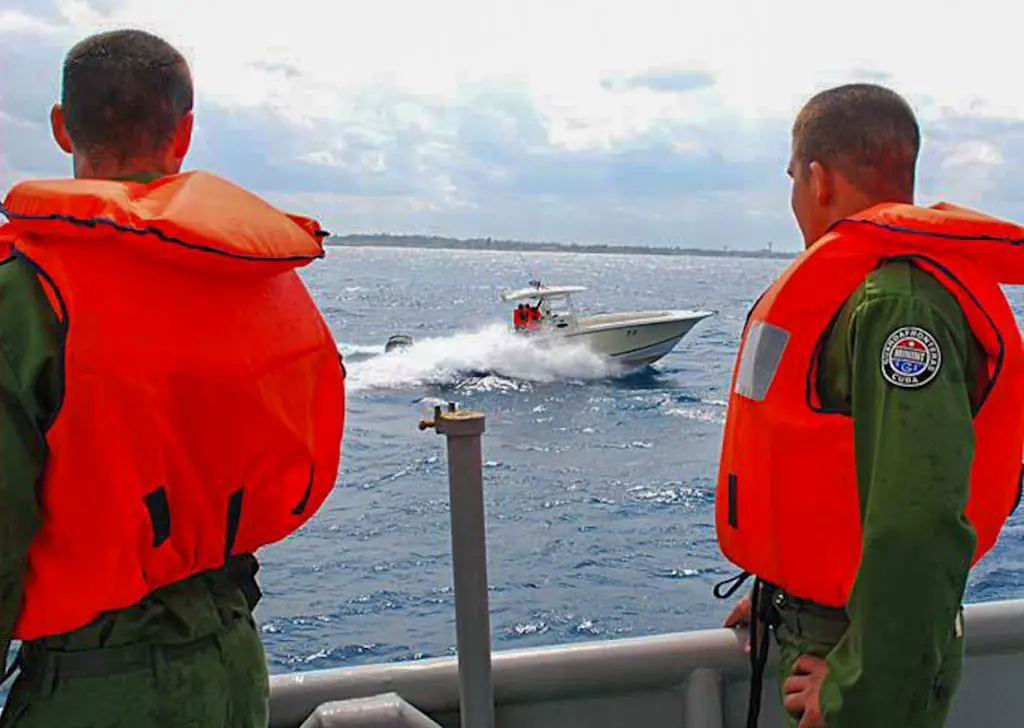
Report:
500,281,714,368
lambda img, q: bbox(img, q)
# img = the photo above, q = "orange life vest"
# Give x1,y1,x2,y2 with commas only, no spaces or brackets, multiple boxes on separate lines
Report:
716,202,1024,608
0,171,346,640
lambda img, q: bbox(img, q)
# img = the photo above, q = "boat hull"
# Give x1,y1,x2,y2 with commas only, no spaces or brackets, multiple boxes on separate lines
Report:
554,311,712,367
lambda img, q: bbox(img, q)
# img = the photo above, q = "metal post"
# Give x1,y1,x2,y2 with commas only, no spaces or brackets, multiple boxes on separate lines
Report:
683,668,724,728
419,404,495,728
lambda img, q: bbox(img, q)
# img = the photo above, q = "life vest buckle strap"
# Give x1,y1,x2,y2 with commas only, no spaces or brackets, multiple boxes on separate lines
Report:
744,578,779,728
713,570,752,600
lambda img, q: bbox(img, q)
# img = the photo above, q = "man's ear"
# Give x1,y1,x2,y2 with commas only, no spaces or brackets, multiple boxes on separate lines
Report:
171,111,194,163
50,104,74,154
808,160,832,208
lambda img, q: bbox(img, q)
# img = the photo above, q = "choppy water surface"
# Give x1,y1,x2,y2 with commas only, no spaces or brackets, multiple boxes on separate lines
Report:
257,246,1024,674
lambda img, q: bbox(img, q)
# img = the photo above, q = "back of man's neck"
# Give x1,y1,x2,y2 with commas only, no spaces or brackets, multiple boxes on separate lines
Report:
74,157,174,183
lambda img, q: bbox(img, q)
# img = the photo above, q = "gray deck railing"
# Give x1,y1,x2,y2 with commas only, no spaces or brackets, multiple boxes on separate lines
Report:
268,404,1024,728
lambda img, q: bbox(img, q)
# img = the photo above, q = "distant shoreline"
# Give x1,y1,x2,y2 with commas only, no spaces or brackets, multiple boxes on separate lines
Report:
327,234,797,261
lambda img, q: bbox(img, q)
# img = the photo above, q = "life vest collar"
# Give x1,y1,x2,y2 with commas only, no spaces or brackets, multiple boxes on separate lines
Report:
1,171,327,270
823,202,1024,284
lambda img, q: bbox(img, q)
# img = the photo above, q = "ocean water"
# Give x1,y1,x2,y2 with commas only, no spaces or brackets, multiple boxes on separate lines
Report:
256,245,1024,674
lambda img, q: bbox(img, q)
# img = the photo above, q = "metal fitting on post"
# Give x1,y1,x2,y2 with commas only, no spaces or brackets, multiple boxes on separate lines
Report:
419,403,486,437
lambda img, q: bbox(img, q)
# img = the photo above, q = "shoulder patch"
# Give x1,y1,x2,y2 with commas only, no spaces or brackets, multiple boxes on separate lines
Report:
880,326,942,388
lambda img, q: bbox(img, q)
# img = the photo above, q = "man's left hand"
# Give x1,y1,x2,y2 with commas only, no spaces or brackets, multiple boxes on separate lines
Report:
783,655,830,728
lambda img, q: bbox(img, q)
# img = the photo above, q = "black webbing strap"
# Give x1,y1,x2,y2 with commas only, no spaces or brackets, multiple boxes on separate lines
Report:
714,571,778,728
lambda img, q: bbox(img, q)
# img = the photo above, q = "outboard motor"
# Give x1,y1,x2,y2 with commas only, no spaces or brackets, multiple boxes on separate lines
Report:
385,334,413,353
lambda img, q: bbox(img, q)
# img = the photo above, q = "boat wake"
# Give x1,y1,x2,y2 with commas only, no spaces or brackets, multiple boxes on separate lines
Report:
341,324,621,393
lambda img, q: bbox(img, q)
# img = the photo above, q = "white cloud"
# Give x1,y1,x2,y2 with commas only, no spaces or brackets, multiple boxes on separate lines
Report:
3,0,1024,248
0,11,54,34
941,140,1005,170
53,0,1024,126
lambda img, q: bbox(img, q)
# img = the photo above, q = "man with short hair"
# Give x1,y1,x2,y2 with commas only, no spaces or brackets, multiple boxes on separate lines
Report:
716,83,1024,727
0,29,346,726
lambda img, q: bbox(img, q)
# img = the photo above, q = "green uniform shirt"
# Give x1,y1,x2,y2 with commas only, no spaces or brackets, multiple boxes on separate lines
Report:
0,256,60,669
0,212,256,678
814,260,987,726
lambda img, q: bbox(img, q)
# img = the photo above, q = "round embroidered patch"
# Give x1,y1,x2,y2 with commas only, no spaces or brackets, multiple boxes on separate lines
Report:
880,326,942,388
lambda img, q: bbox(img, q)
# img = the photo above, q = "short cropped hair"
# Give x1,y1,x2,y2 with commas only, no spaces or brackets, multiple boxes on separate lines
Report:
792,83,920,198
61,29,193,161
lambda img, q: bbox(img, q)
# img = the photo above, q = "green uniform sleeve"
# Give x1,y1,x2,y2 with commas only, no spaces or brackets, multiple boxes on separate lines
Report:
819,293,977,727
0,257,61,671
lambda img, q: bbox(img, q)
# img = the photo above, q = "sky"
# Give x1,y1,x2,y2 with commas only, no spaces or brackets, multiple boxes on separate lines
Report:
2,0,1024,250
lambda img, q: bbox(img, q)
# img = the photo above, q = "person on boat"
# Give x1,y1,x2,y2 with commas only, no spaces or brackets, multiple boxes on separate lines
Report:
716,83,1024,728
0,29,345,727
513,303,528,331
526,303,543,331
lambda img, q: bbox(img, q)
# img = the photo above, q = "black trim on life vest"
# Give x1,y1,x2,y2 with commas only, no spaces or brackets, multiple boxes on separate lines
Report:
10,248,69,434
0,207,327,263
144,487,172,548
224,489,244,563
292,466,315,516
742,287,770,333
828,215,1018,415
803,252,1007,419
1012,463,1023,518
831,217,1024,247
884,254,1004,415
806,298,852,417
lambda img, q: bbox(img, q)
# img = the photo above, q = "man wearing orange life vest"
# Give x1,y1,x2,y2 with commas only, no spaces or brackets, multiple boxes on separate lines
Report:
0,30,345,726
716,84,1024,728
526,303,543,331
514,303,529,331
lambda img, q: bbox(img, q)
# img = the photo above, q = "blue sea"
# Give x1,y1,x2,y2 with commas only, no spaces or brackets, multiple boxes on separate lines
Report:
256,245,1024,674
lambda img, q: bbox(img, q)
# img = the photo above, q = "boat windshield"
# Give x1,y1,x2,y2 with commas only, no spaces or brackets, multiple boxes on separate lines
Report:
535,294,576,328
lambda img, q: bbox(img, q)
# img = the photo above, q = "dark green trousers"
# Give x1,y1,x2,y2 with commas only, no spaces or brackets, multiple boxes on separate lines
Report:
0,613,268,728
